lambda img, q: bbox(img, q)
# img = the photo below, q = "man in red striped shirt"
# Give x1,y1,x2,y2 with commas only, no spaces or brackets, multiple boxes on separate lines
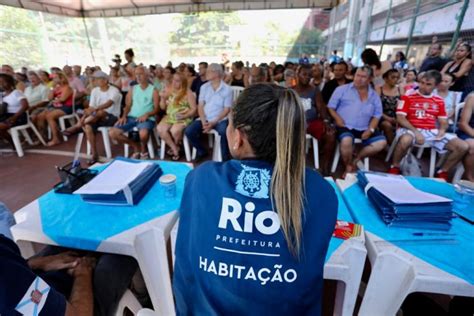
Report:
389,70,469,180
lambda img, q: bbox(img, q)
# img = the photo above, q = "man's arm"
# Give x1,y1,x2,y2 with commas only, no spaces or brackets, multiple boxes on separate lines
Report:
459,95,474,137
327,85,345,126
65,257,95,316
315,89,330,120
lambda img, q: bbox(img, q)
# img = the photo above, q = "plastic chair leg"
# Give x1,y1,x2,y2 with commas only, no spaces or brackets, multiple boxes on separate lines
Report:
183,136,192,162
30,123,46,146
312,137,320,169
101,130,112,159
429,147,437,178
74,133,84,161
10,129,24,157
331,144,341,173
160,139,166,160
20,129,33,145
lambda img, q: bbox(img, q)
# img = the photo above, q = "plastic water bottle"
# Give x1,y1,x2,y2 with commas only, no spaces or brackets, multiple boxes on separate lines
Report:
453,180,474,213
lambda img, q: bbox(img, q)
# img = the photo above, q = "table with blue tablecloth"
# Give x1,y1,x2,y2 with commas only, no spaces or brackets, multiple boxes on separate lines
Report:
11,160,192,316
337,174,474,316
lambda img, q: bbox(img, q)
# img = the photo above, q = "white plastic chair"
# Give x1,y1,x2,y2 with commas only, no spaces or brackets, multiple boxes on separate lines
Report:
453,102,465,133
181,125,223,162
59,89,79,141
124,127,160,159
9,112,47,157
331,138,369,173
231,86,244,104
73,127,113,161
159,135,193,162
115,289,142,316
306,134,320,169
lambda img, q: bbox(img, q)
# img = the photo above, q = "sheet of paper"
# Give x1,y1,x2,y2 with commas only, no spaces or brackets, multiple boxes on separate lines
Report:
74,160,152,195
365,173,451,204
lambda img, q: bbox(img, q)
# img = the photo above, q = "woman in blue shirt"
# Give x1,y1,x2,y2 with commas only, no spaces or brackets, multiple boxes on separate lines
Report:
174,83,338,315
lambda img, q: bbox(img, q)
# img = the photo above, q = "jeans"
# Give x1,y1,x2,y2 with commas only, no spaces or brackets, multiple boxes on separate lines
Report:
184,119,230,161
0,202,15,240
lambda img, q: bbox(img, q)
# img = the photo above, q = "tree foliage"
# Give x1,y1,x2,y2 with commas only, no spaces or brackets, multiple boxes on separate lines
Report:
0,6,42,68
169,12,241,56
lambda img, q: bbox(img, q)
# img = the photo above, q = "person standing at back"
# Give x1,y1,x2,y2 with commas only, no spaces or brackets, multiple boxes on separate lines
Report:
174,83,338,315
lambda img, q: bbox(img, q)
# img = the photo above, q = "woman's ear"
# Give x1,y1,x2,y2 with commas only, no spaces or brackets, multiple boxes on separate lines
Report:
231,127,244,152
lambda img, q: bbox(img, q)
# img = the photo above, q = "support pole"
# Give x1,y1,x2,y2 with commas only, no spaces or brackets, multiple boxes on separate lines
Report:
379,0,393,57
450,0,469,52
81,16,96,64
405,0,421,57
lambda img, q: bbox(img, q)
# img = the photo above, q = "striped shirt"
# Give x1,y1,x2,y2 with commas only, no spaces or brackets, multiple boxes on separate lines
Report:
396,90,447,130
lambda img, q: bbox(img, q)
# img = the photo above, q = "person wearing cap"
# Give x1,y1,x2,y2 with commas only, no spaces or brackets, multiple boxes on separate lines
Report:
63,70,122,164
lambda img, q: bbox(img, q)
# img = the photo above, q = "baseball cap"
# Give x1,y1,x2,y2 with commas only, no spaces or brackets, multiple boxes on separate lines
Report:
92,70,108,79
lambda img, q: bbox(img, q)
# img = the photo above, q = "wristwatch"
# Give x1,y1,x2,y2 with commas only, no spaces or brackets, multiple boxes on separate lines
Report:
369,128,375,133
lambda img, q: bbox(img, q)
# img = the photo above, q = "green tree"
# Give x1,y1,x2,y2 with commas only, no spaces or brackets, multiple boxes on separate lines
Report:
169,12,241,57
288,28,324,57
0,6,42,68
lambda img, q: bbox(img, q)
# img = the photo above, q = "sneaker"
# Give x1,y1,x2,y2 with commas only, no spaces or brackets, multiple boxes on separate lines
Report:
388,166,401,175
435,170,449,181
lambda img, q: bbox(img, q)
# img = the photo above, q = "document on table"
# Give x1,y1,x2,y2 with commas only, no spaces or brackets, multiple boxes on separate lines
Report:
365,173,451,204
74,160,152,195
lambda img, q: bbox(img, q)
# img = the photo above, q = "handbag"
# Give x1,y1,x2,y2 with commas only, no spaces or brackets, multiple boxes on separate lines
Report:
400,153,422,177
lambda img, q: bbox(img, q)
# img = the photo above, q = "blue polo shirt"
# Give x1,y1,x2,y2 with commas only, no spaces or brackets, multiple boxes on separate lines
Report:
173,159,338,316
0,235,67,316
198,80,233,122
328,83,383,131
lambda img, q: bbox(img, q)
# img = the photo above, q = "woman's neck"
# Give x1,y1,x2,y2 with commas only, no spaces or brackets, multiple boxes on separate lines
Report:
437,88,448,96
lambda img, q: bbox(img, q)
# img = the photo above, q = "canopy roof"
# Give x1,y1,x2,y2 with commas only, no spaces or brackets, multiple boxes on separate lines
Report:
0,0,337,17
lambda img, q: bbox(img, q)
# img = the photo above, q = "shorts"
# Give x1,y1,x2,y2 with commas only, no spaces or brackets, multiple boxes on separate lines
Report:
336,127,386,146
90,114,118,131
0,113,27,127
456,130,473,141
116,116,155,132
47,104,73,115
306,119,326,140
396,128,457,153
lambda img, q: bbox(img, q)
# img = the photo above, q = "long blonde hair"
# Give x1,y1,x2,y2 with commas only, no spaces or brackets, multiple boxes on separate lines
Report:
172,73,188,105
232,84,306,257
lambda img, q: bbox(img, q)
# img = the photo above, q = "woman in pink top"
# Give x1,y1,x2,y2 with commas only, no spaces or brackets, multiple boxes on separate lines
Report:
36,71,73,146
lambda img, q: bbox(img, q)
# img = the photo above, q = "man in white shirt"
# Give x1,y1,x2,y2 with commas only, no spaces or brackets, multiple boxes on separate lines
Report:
184,63,233,161
63,70,121,164
25,71,49,117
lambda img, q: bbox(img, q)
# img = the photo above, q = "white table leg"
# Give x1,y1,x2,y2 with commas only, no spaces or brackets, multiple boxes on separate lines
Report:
134,228,175,316
334,245,367,316
358,252,414,316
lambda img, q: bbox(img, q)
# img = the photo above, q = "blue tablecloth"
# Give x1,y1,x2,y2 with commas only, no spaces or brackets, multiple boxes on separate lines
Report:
39,160,192,251
342,177,474,284
325,179,354,263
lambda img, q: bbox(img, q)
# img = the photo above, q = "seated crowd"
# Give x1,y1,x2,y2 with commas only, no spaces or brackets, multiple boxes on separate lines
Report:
0,41,473,316
1,42,473,182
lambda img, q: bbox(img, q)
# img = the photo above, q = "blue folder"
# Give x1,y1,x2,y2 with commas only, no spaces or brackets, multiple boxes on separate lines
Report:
357,171,453,231
79,157,163,206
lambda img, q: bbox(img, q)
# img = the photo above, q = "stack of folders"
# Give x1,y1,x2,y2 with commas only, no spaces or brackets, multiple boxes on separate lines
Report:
74,157,162,206
357,171,453,230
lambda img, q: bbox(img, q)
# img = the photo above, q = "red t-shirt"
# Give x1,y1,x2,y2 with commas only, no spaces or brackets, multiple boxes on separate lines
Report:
396,91,447,130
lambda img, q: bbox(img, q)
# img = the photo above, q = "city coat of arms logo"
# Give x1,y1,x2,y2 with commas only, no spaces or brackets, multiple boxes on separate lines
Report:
235,164,271,198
